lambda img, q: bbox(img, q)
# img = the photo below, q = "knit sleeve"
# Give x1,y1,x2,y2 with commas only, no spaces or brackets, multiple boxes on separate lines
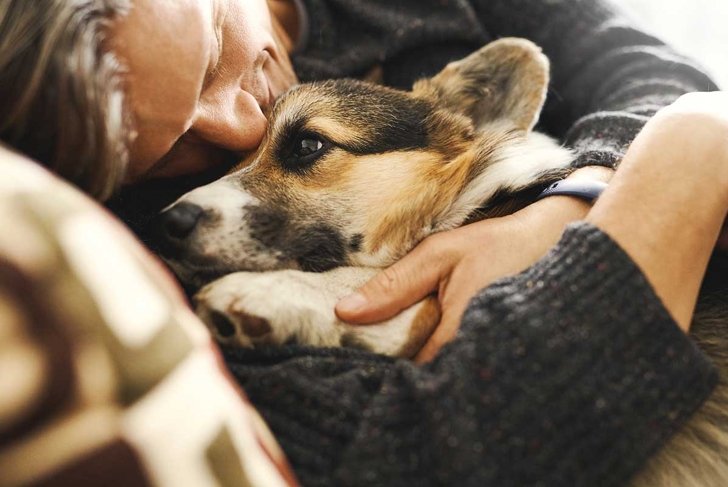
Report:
329,223,714,485
225,223,717,487
470,0,718,168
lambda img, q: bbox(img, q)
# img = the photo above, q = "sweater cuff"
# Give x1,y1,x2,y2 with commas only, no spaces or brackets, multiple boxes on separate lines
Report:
565,111,651,169
461,221,717,484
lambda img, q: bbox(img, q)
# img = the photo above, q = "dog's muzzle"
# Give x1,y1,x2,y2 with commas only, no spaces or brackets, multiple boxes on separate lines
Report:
150,202,206,261
145,179,300,286
160,202,204,240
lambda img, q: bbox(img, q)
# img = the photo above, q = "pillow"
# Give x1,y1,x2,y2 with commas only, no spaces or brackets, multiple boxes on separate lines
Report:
0,146,298,487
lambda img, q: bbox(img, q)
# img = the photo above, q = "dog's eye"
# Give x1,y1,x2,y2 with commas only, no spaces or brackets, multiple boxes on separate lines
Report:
297,138,323,157
284,134,331,172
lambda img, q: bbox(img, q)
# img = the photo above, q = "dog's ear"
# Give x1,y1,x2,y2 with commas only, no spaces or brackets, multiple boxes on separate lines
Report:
413,38,549,132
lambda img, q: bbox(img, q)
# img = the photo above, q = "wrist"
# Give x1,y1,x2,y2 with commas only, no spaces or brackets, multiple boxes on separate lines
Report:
515,193,590,252
505,166,615,255
528,193,591,222
567,165,615,183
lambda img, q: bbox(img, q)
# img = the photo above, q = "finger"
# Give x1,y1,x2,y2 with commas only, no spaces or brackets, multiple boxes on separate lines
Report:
414,282,474,364
717,217,728,251
414,309,461,364
335,242,450,324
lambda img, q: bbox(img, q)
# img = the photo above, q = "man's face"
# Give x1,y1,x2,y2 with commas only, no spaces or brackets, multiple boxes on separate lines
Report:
110,0,297,182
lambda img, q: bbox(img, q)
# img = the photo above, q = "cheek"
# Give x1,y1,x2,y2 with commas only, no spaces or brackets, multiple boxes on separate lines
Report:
235,176,354,272
246,203,350,272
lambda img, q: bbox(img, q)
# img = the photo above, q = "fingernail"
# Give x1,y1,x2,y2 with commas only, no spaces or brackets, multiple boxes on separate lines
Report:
337,292,368,313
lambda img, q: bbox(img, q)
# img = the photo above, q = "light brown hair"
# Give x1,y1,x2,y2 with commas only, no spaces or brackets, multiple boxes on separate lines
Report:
0,0,131,201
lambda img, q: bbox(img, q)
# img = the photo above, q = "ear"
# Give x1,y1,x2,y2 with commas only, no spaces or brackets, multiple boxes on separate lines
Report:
412,38,550,132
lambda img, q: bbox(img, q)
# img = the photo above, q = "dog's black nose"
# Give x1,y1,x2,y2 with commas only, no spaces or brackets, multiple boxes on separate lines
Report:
159,202,204,239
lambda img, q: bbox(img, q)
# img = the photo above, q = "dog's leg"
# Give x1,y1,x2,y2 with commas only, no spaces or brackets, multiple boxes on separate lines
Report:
194,267,440,358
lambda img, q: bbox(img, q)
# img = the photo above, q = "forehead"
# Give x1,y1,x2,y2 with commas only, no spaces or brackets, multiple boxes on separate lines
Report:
270,80,434,153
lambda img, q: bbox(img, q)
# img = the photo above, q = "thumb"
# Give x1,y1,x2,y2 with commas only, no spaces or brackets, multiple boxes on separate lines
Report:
335,244,448,324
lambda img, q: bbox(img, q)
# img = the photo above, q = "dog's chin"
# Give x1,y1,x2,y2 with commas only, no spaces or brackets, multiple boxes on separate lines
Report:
164,255,303,290
163,260,231,290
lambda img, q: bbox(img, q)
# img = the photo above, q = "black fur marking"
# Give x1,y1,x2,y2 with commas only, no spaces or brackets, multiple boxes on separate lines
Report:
293,224,347,272
247,204,289,248
468,168,572,222
276,80,434,166
333,80,432,154
349,234,363,252
245,204,347,272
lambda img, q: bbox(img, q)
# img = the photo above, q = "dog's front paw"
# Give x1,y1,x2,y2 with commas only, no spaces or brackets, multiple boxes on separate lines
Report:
194,270,344,348
196,288,275,347
194,267,440,358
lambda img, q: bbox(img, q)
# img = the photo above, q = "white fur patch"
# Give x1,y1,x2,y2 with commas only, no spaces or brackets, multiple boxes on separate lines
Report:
174,177,257,219
435,132,573,231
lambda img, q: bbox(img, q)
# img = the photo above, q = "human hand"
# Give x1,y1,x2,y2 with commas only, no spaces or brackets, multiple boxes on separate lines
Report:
336,167,613,363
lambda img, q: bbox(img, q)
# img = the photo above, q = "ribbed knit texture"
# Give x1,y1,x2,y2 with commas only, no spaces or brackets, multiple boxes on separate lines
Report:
225,223,716,487
291,0,718,170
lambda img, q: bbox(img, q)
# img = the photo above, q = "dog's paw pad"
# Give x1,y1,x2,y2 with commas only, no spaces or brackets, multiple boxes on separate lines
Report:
208,310,238,338
237,312,272,338
198,299,273,346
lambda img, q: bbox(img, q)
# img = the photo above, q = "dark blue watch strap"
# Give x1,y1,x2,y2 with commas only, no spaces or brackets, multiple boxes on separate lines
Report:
536,179,609,202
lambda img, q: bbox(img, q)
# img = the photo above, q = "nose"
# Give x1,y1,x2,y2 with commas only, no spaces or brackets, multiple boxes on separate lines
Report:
159,202,204,240
192,91,268,152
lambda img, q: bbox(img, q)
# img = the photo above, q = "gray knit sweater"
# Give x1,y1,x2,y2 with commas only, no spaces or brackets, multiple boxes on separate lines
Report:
223,1,719,486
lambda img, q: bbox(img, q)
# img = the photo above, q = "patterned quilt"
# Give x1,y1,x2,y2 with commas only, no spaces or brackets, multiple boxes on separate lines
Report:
0,145,299,487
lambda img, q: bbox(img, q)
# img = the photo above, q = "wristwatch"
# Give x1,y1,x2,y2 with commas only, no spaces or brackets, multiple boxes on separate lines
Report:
536,179,609,203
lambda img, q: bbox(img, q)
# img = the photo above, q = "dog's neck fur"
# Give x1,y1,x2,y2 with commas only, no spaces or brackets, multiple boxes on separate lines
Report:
351,128,573,269
434,128,573,232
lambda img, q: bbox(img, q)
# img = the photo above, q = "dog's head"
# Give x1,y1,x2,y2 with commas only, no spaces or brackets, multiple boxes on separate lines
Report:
154,38,569,287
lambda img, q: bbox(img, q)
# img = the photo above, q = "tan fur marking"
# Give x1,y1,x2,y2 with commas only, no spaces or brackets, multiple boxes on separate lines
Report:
362,64,384,84
397,297,441,359
297,152,358,191
425,109,475,155
355,124,521,257
329,149,467,255
306,117,366,147
364,149,475,253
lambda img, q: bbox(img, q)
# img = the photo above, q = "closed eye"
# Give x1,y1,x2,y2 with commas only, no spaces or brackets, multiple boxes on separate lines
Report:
282,132,332,172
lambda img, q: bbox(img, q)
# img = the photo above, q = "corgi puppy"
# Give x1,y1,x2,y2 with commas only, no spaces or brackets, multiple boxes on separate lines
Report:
156,38,572,354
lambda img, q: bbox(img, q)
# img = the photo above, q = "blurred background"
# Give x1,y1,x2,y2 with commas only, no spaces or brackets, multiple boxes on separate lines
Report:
614,0,727,88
